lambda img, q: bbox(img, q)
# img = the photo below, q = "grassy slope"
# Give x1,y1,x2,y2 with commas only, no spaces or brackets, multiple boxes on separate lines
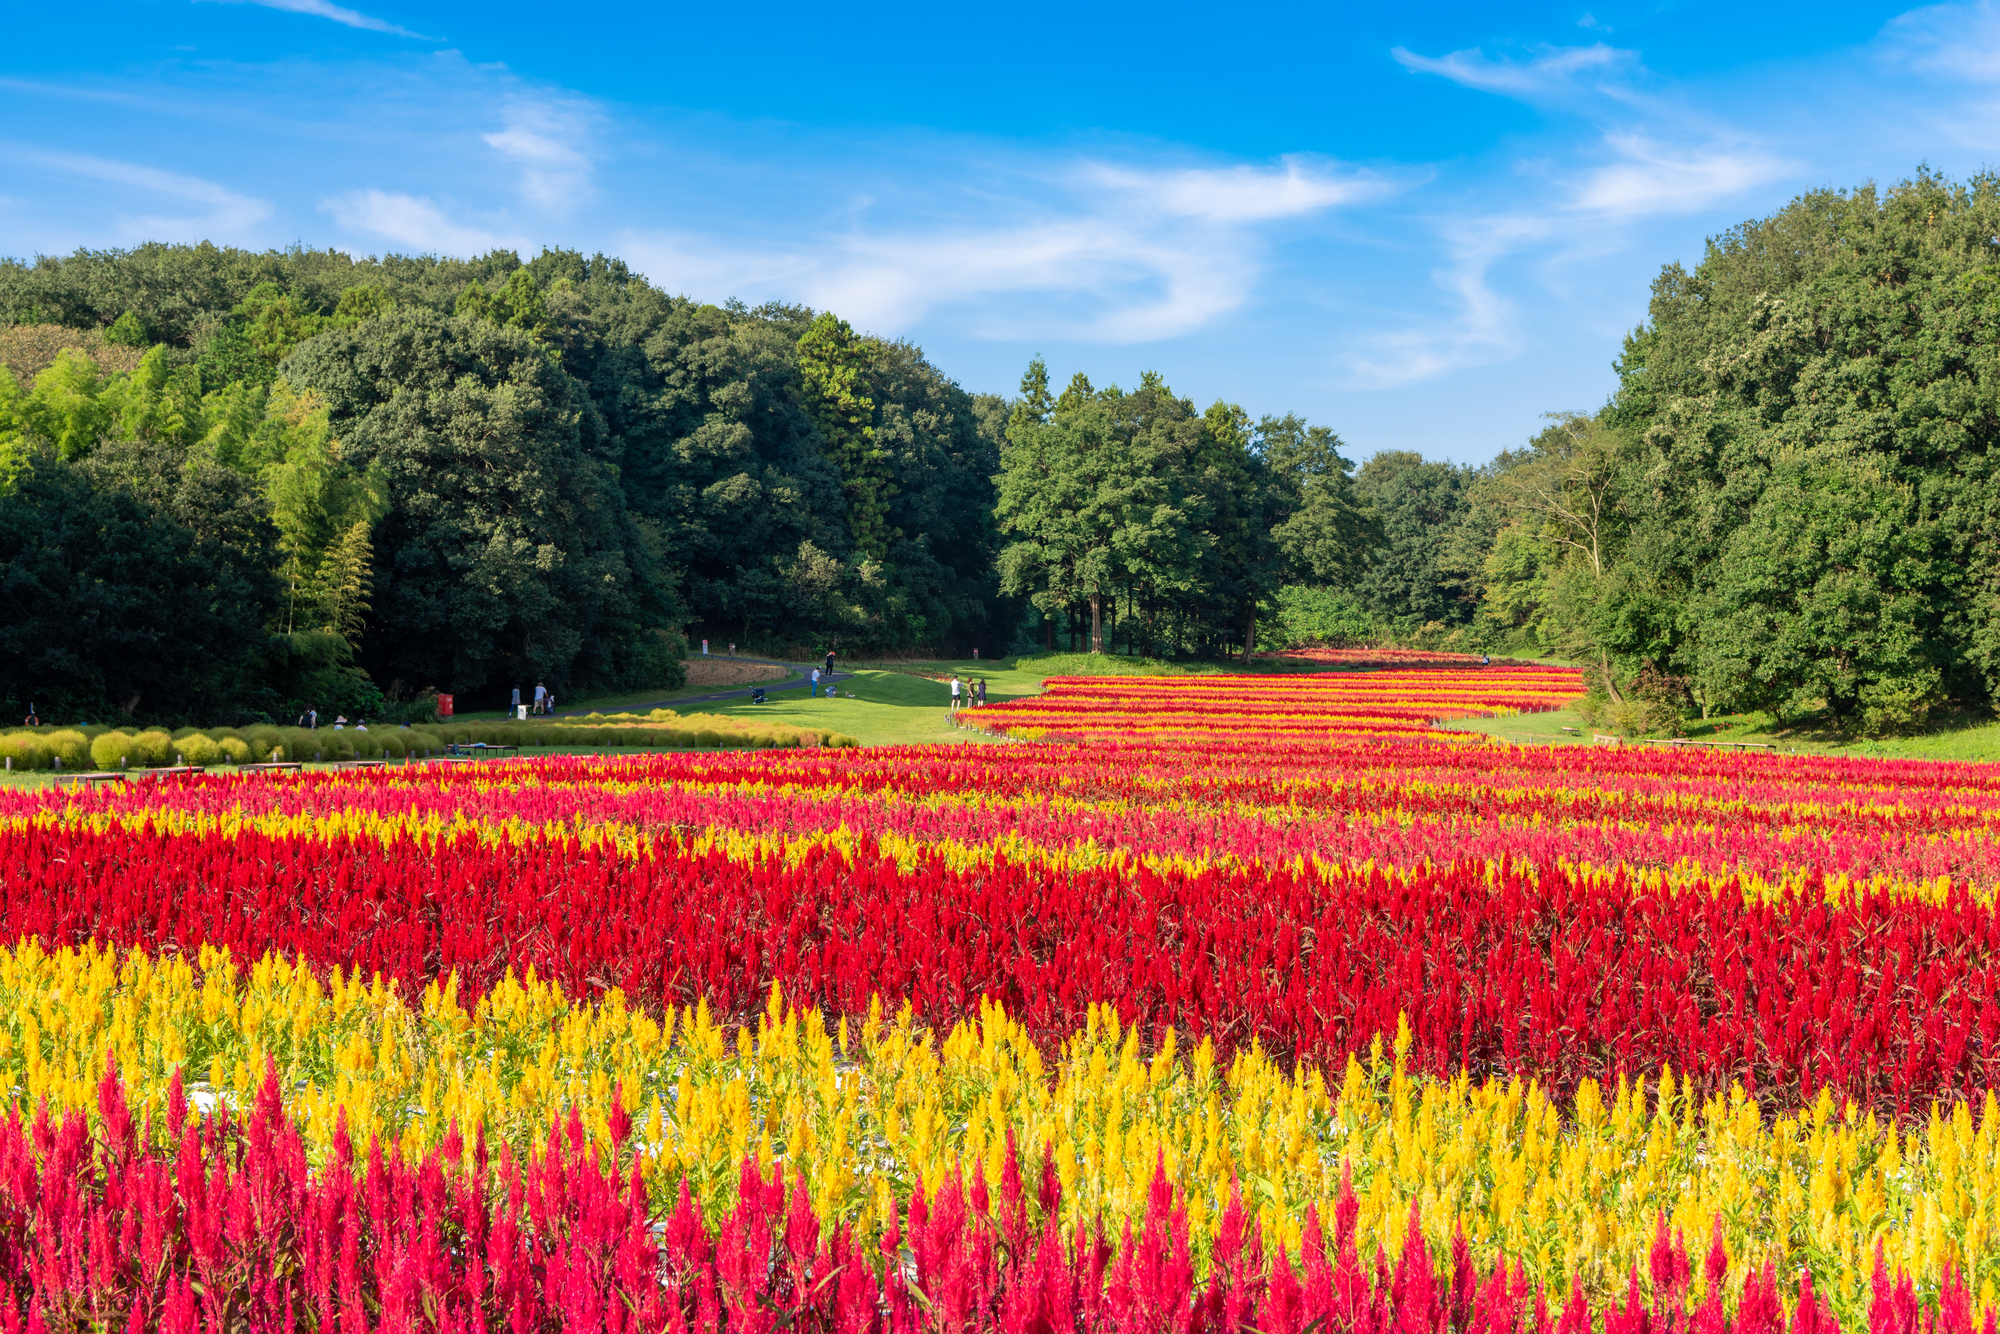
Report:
1449,705,2000,761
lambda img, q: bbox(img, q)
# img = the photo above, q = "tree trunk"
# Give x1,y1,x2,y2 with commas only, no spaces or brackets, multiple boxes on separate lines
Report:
1044,616,1053,652
1243,605,1256,664
1599,650,1626,704
1088,593,1104,653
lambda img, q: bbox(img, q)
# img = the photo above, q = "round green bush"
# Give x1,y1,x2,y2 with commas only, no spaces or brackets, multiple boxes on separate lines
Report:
218,737,251,765
132,731,174,767
693,729,721,747
0,734,50,771
89,731,137,769
44,730,90,771
179,734,222,767
376,732,406,759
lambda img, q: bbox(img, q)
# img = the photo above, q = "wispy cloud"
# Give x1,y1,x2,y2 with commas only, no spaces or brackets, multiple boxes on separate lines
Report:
1087,157,1391,222
621,156,1389,343
193,0,430,38
1571,134,1793,216
1342,215,1549,388
6,148,271,239
1392,42,1635,98
1879,1,2000,81
322,189,522,254
482,100,594,210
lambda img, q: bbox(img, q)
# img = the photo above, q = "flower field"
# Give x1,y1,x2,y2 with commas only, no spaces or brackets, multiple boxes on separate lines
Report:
8,663,2000,1330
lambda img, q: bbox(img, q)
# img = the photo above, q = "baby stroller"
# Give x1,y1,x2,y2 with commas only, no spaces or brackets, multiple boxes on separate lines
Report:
751,686,768,704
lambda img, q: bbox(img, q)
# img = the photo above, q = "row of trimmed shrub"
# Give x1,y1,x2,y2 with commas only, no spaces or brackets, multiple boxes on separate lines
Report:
0,715,856,772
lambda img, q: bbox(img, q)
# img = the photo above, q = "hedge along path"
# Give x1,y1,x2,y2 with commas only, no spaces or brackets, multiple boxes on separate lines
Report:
0,709,857,773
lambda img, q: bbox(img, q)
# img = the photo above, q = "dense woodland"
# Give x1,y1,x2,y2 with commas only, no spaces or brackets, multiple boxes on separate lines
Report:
4,167,2000,733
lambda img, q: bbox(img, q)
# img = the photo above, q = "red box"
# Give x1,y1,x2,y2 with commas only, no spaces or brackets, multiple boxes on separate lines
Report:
437,693,454,717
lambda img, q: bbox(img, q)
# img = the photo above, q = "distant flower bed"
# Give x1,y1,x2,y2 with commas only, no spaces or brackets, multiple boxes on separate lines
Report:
1256,645,1494,666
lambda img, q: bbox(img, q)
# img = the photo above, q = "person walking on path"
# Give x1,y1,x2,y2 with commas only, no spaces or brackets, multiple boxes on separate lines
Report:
824,648,836,676
949,676,962,712
533,682,547,715
811,667,821,696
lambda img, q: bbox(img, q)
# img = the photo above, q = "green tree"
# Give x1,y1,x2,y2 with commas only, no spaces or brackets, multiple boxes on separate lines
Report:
19,349,115,460
280,310,666,699
1586,167,2000,730
0,458,278,720
796,313,895,560
1352,451,1476,630
316,520,377,643
994,364,1189,654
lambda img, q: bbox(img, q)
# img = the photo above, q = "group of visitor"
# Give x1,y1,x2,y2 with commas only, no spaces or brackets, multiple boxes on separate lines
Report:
809,649,840,697
510,683,556,715
947,676,987,711
295,707,369,730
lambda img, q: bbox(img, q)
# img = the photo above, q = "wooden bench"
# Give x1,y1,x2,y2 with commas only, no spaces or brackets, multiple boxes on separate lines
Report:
335,758,389,769
445,743,519,759
243,761,303,773
52,771,124,786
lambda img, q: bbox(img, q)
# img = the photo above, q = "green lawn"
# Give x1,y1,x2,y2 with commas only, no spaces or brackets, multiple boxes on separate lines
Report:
660,668,1017,748
451,669,799,721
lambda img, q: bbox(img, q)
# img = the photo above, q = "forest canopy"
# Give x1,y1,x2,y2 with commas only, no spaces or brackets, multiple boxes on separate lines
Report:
4,168,1999,735
0,246,1011,721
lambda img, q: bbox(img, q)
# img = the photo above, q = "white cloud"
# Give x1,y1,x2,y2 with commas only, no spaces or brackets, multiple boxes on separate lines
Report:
624,220,1257,344
621,156,1384,344
1571,134,1793,216
1087,157,1389,222
10,149,270,239
1342,215,1549,388
1879,1,2000,81
1392,42,1635,98
322,189,521,254
482,100,594,210
193,0,430,38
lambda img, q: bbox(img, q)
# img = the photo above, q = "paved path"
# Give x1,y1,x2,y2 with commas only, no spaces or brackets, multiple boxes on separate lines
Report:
550,656,855,717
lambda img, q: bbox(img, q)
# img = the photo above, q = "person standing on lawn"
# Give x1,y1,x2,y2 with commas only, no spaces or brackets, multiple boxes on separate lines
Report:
533,682,547,715
949,676,962,712
825,648,836,676
976,678,987,706
811,667,821,695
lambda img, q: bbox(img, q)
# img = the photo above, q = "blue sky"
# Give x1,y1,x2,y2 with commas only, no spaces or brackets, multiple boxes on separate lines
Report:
2,1,1994,462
